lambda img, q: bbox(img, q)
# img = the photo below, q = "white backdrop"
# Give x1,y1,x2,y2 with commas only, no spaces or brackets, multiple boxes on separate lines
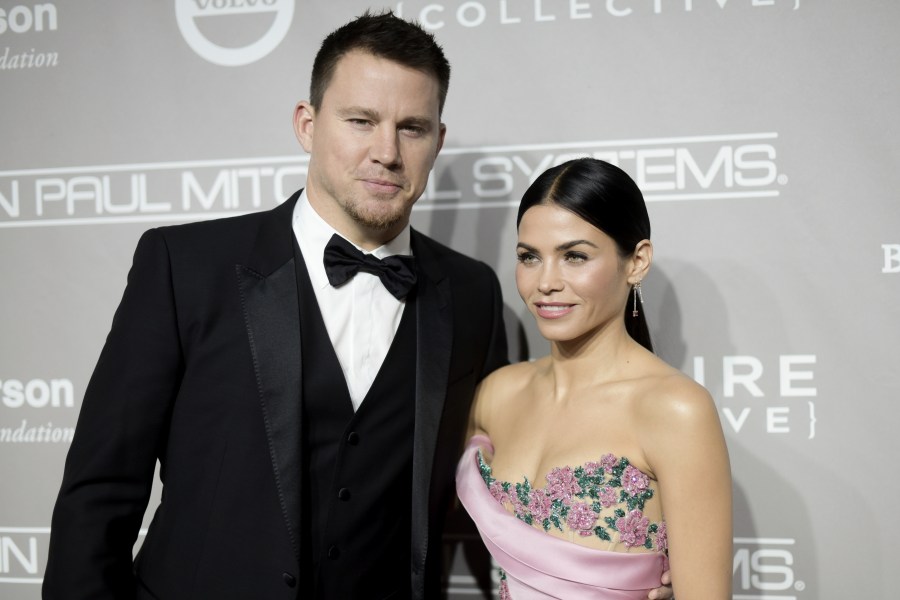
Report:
1,1,899,598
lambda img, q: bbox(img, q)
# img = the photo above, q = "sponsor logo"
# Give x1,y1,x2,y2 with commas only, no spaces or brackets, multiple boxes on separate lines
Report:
0,378,73,409
0,157,309,227
0,3,59,71
420,132,785,209
733,537,806,599
693,354,817,439
0,378,76,444
0,3,57,35
0,528,147,585
0,421,74,443
0,132,783,228
396,0,801,31
882,243,900,273
175,0,295,67
0,528,45,584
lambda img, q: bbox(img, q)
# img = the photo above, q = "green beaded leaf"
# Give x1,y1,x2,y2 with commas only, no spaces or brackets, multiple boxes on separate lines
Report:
550,515,563,532
626,495,643,512
614,508,626,518
477,450,494,486
605,516,618,530
594,526,611,541
516,477,532,505
648,523,658,534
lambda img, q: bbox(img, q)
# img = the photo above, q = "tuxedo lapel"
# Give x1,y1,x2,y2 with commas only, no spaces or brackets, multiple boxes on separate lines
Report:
409,230,453,569
236,191,303,561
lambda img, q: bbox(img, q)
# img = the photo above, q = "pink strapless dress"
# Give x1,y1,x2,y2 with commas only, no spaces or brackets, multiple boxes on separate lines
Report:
456,435,666,599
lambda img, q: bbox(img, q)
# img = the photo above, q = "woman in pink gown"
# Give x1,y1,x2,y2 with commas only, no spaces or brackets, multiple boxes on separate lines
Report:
457,158,732,599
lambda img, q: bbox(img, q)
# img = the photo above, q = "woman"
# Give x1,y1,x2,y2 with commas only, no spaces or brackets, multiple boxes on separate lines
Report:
457,158,732,599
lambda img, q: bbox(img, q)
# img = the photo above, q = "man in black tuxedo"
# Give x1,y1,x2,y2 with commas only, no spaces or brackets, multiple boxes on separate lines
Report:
44,11,507,600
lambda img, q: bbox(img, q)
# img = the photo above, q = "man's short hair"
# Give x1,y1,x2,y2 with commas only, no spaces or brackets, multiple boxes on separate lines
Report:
309,9,451,115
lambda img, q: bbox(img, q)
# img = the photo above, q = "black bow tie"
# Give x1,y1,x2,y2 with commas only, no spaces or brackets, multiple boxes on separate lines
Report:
323,234,417,300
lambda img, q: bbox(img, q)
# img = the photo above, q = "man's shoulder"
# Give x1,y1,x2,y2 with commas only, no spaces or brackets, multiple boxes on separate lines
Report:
156,205,275,240
151,192,297,249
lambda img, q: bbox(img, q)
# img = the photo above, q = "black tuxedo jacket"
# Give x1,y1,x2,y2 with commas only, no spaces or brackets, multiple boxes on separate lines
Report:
44,191,508,599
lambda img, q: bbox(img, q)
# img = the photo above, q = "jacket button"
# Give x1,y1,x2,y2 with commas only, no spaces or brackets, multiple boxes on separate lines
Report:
327,545,340,560
347,432,360,445
282,572,296,588
338,487,351,501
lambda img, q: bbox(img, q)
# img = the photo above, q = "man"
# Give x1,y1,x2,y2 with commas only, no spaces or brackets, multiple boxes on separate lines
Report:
45,10,674,600
45,11,505,599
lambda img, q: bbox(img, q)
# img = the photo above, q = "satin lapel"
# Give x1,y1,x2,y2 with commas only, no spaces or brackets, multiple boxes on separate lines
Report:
409,230,452,571
236,191,303,561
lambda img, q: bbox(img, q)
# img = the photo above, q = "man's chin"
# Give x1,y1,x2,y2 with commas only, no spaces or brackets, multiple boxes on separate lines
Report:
351,209,408,233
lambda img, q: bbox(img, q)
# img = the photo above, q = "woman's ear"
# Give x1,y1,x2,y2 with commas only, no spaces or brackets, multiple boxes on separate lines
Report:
627,239,653,284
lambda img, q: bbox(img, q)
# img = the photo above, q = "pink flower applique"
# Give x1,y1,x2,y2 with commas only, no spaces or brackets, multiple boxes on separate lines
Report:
621,465,650,497
510,494,527,519
566,501,599,537
545,466,581,505
598,486,618,508
616,509,650,548
489,481,509,505
656,521,668,553
583,461,601,476
600,453,618,474
529,489,552,522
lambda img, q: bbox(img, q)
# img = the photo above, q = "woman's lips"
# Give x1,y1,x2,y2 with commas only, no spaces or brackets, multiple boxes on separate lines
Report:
535,303,574,319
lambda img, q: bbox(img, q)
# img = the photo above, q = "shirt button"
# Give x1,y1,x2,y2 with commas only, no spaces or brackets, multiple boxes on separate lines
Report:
347,432,360,445
282,572,296,588
327,545,340,560
338,487,351,501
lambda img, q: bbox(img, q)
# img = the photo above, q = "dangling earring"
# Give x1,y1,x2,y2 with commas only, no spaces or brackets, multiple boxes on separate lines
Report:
632,282,644,317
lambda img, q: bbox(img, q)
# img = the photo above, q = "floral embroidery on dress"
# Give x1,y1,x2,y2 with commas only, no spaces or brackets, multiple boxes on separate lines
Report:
478,449,666,551
498,569,512,600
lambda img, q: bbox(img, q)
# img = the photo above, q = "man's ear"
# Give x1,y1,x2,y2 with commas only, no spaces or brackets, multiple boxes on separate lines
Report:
293,101,315,152
435,122,446,158
628,239,653,284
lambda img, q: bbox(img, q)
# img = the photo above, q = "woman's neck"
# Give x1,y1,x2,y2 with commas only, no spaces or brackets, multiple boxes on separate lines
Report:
544,323,638,400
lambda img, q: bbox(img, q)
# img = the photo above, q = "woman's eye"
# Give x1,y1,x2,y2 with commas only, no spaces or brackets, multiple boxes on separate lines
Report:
565,252,587,263
516,252,538,264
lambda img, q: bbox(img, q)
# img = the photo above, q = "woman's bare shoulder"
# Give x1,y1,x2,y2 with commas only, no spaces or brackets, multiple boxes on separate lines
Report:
635,363,725,456
471,359,544,435
478,358,543,399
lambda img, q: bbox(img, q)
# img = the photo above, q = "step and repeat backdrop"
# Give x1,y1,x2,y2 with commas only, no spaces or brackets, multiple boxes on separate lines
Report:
1,1,898,598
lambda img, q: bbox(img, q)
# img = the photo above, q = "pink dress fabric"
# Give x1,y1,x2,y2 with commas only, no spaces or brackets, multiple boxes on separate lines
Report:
456,435,666,599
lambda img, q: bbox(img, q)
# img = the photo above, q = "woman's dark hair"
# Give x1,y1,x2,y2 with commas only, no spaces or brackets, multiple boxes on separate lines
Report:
516,158,654,352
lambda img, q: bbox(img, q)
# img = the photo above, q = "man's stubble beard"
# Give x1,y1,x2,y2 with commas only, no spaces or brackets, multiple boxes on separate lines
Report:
342,194,411,233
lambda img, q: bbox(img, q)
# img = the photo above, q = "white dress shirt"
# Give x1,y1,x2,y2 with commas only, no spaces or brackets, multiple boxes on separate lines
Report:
292,190,411,411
